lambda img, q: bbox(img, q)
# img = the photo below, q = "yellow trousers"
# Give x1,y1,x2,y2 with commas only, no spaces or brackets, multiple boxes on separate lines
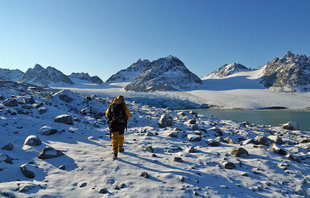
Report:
111,132,124,155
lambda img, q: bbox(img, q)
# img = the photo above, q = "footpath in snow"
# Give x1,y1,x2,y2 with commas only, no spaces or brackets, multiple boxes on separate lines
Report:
0,81,309,197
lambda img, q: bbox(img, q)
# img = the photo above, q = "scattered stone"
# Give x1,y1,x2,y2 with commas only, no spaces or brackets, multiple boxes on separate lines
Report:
286,153,301,163
41,128,58,136
225,137,235,144
174,157,183,162
113,184,120,190
22,97,35,104
191,124,199,130
255,136,272,146
139,172,150,178
59,93,74,103
2,98,18,107
0,95,4,100
99,188,108,194
20,163,35,178
152,154,157,157
189,119,196,124
281,121,299,130
241,172,249,177
242,139,258,145
145,146,154,153
158,113,173,128
278,163,290,170
54,114,74,125
207,139,220,146
168,132,179,138
59,165,66,170
38,146,64,159
188,135,201,142
230,147,249,157
179,176,185,182
1,143,14,151
268,135,283,145
0,154,13,164
146,132,154,136
269,143,287,155
222,161,236,169
38,107,48,114
24,135,42,146
300,138,310,143
188,146,195,153
210,127,223,136
79,182,87,188
189,110,198,117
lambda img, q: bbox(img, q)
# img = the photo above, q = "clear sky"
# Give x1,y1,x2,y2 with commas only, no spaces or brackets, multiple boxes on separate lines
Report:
0,0,309,81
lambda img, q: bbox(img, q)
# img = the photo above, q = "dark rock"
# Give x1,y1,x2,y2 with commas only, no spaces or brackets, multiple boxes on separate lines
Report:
22,97,35,104
174,157,183,162
179,176,185,182
0,154,13,164
0,95,4,100
41,129,58,136
225,137,235,144
281,121,299,130
242,139,258,145
286,153,301,163
99,188,108,194
230,147,249,157
208,139,220,146
145,146,154,153
59,94,73,103
188,146,195,153
269,143,287,155
38,146,63,159
54,114,74,125
189,135,201,142
255,136,272,146
24,135,42,146
1,143,14,151
158,113,173,128
210,127,223,136
79,182,87,188
146,132,154,136
189,119,196,124
59,165,66,170
300,138,310,143
168,132,179,138
268,135,283,145
2,98,18,107
38,107,48,114
191,124,199,130
20,164,35,178
139,172,150,178
222,161,236,169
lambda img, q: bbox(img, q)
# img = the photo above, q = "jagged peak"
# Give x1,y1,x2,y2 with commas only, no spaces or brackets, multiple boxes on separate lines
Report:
33,64,45,70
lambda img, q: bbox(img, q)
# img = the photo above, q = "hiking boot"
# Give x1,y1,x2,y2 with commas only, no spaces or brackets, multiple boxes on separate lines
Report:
119,148,124,153
113,153,118,160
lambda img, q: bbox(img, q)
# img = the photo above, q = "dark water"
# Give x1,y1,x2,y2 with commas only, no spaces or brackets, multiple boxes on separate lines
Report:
193,109,310,131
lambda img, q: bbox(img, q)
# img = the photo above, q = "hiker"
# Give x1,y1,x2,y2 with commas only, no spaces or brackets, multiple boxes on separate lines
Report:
105,95,131,159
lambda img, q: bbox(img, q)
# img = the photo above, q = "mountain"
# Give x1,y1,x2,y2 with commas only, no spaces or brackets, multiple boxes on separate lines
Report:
106,59,151,82
69,72,104,84
0,68,24,81
124,56,202,92
18,64,73,86
203,63,250,79
258,51,310,92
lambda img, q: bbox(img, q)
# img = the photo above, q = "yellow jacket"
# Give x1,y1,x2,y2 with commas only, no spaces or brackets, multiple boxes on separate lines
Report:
105,98,131,120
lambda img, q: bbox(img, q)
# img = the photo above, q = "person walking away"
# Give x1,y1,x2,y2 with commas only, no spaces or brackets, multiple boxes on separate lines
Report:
105,95,131,160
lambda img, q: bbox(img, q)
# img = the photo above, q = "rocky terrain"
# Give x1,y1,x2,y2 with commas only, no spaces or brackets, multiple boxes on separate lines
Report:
124,55,202,92
258,51,310,92
203,63,250,79
69,72,104,84
0,81,309,197
0,68,24,82
18,64,73,86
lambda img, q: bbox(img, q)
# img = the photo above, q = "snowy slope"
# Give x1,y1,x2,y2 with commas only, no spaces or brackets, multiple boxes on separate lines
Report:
0,68,24,81
203,63,251,79
0,81,309,197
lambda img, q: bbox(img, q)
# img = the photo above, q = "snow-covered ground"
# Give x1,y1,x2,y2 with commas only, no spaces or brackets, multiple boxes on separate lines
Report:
0,81,309,197
51,69,310,110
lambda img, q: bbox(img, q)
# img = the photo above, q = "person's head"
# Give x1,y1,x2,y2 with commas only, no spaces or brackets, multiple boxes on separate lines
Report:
117,95,124,102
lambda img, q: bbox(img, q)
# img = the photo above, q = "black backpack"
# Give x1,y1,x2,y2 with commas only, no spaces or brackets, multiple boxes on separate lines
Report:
109,103,127,123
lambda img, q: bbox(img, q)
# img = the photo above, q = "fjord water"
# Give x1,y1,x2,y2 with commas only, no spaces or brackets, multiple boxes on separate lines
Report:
194,109,310,131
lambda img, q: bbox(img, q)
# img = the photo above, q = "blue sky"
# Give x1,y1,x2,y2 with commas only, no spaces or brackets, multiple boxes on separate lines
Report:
0,0,309,80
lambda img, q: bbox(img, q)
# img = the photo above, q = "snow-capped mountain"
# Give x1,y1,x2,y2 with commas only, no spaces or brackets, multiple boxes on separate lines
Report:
69,72,104,84
258,51,310,92
0,68,24,81
202,63,250,79
18,64,73,86
124,56,202,92
106,59,151,82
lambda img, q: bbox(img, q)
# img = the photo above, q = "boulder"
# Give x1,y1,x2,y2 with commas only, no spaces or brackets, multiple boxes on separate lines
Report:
187,146,195,153
58,92,74,103
225,137,235,144
54,114,74,125
41,129,58,136
22,97,35,104
188,135,201,142
174,157,183,162
300,138,310,143
2,98,18,107
191,124,199,130
222,161,236,169
20,163,35,178
230,147,249,157
268,135,283,145
281,121,299,130
145,146,154,153
255,136,272,146
158,113,173,128
139,172,150,178
210,127,223,136
207,139,221,146
38,107,48,114
1,143,14,151
269,143,287,155
38,146,63,159
99,188,108,194
24,135,42,146
168,132,179,138
0,154,13,164
242,139,258,145
189,119,196,124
